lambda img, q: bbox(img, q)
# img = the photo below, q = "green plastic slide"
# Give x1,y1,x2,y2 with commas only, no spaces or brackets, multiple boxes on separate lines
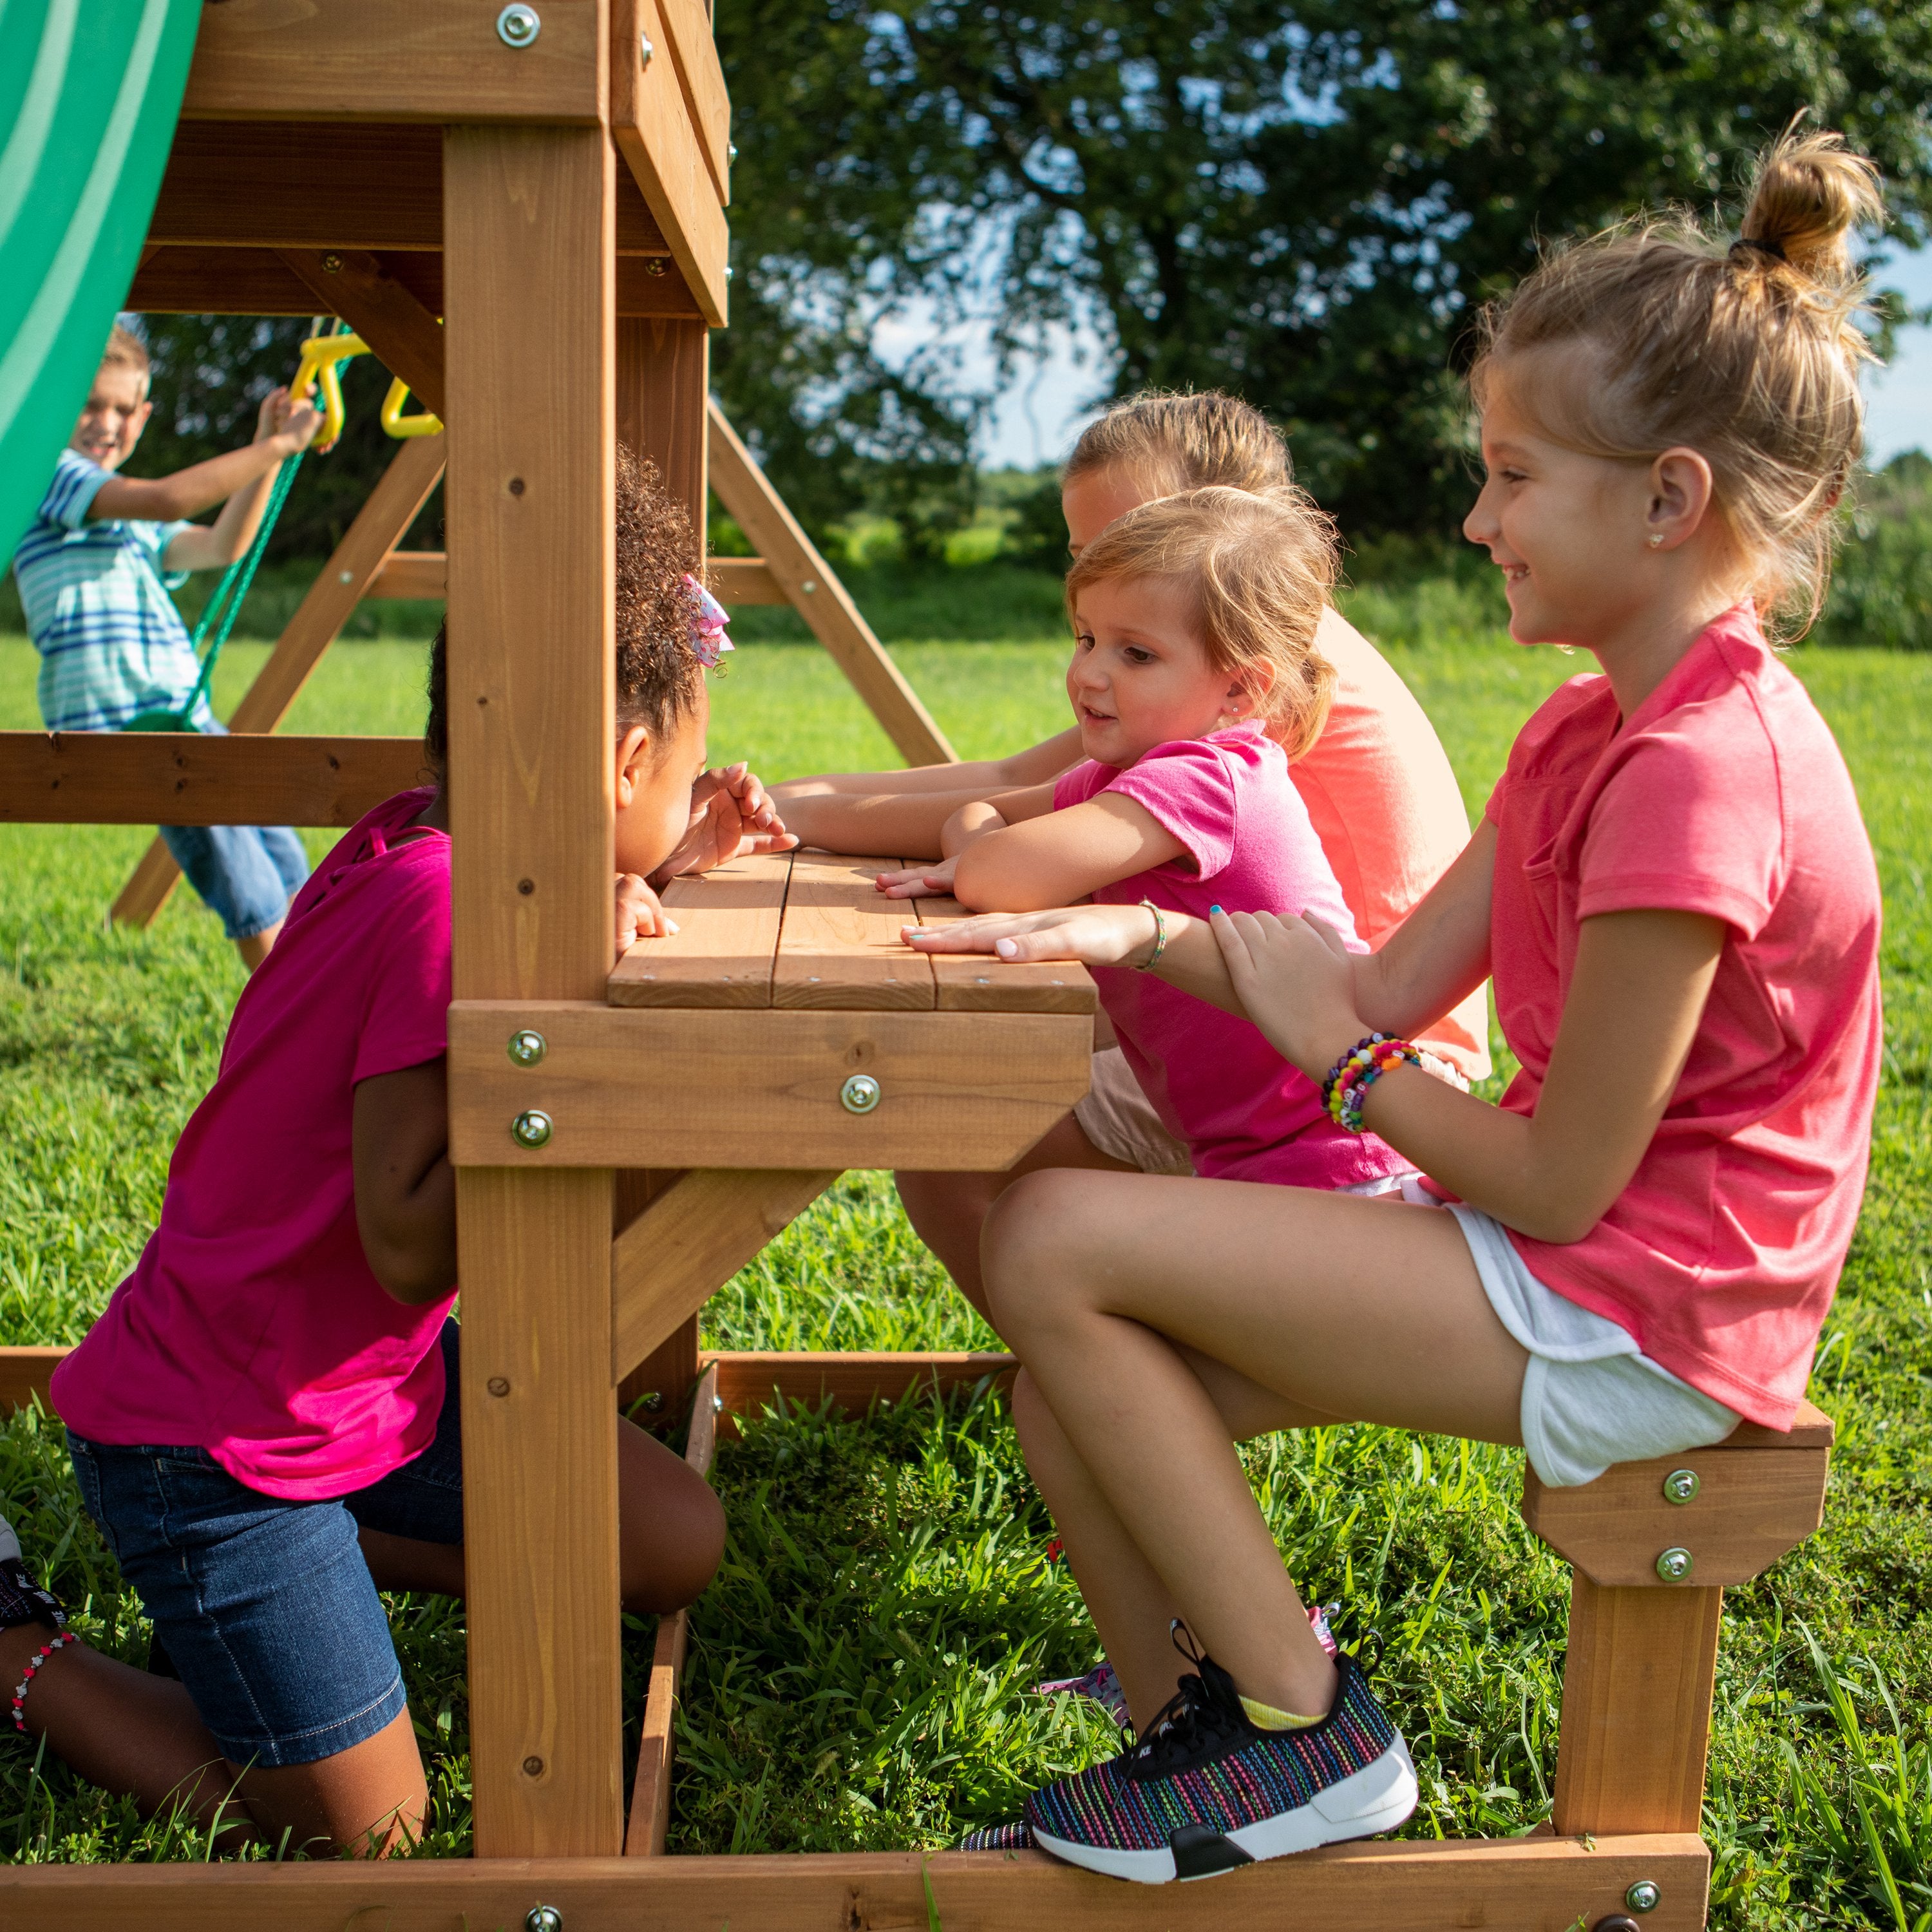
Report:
0,0,201,556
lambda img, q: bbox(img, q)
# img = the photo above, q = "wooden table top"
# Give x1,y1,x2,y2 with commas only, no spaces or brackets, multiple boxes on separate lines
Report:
608,851,1096,1015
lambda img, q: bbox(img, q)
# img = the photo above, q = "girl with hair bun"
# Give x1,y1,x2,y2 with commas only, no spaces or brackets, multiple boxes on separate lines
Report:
914,123,1887,1883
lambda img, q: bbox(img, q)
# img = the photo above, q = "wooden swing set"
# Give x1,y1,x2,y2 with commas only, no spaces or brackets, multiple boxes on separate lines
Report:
0,6,1831,1926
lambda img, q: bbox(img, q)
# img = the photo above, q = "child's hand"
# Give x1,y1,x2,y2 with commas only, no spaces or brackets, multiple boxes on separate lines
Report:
654,763,800,882
615,873,679,957
256,385,323,455
875,857,958,900
1208,908,1363,1079
901,903,1158,967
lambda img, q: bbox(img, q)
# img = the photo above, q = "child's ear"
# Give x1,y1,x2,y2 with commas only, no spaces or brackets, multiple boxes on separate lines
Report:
612,724,653,809
1227,661,1275,717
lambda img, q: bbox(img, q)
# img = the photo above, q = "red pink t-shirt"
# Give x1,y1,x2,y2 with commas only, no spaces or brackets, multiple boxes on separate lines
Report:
1057,721,1411,1190
1487,608,1881,1428
52,790,455,1498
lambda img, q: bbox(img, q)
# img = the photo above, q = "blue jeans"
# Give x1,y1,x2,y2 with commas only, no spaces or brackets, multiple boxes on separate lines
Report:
66,1323,464,1768
158,822,309,942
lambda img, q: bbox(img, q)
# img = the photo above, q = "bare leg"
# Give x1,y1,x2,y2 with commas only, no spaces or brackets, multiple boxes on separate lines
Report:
224,1705,426,1857
234,918,284,972
896,1112,1136,1323
983,1171,1528,1725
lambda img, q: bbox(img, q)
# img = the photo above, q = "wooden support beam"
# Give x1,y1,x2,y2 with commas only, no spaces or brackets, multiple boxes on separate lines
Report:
1,734,426,828
611,1170,837,1385
705,557,785,604
710,1349,1019,1436
366,553,449,601
0,1833,1715,1928
448,1002,1094,1171
182,2,606,126
707,404,957,766
276,252,450,419
645,0,732,203
446,122,623,1860
618,318,710,538
108,436,447,929
0,1348,64,1416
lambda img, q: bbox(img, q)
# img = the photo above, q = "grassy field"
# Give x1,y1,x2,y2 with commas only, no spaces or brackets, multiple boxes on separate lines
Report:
1,618,1928,1927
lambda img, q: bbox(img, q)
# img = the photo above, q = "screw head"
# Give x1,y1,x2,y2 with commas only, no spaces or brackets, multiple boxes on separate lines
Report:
639,1390,663,1412
507,1028,548,1067
487,1376,510,1397
840,1074,881,1115
497,4,541,47
1592,1918,1642,1932
511,1109,553,1149
728,142,739,164
522,1756,545,1779
639,30,652,64
321,252,343,273
338,569,354,583
1654,1546,1694,1582
526,1911,562,1932
643,258,668,277
1625,1877,1662,1913
1662,1468,1700,1504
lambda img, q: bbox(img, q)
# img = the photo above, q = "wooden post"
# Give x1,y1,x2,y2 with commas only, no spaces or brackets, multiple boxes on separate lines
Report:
618,316,709,538
1551,1575,1724,1837
445,122,621,1859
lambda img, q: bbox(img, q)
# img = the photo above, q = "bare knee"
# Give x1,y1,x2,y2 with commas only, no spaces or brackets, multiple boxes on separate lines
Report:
618,1422,726,1615
981,1168,1107,1337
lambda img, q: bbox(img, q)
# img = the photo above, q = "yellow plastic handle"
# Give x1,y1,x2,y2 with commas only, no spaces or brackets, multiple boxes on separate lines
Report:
292,332,371,450
380,377,443,439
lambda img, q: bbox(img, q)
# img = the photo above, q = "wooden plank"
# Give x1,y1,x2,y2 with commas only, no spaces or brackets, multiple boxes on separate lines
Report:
366,552,448,601
447,1003,1095,1171
712,1349,1018,1439
708,404,956,765
1725,1398,1835,1449
612,0,730,325
706,556,786,604
1522,1443,1828,1588
0,1833,1714,1929
618,318,710,537
181,1,605,126
775,853,936,1009
1552,1576,1723,1839
607,850,791,1007
916,894,1099,1014
276,251,449,419
0,1348,64,1416
611,1169,838,1384
0,734,426,827
446,124,621,1860
650,0,732,203
147,121,667,256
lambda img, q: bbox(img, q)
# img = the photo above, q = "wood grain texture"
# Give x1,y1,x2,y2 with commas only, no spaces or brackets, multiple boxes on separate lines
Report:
458,1170,624,1858
649,0,732,202
620,1315,701,1424
915,895,1099,1014
705,556,786,604
612,0,730,323
449,1003,1093,1170
775,854,934,1009
708,402,958,766
1552,1576,1723,1838
181,0,605,125
711,1350,1018,1438
0,1833,1714,1929
366,553,448,601
611,1170,838,1384
0,1348,63,1416
276,251,449,418
617,317,710,535
1522,1443,1829,1587
607,851,791,1007
2,734,426,826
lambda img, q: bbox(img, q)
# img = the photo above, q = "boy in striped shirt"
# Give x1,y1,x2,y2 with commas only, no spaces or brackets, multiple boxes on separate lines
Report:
14,327,323,971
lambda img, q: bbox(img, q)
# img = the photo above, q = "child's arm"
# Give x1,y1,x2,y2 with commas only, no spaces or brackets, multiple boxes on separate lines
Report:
948,787,1186,913
773,727,1083,803
352,1057,457,1305
778,783,1020,860
90,387,320,536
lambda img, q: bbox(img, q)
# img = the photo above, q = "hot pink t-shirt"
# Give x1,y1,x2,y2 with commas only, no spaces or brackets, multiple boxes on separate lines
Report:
52,789,456,1499
1487,609,1881,1428
1056,722,1410,1189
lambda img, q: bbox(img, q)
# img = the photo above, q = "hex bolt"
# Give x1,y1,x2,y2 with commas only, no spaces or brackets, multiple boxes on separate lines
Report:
1662,1468,1700,1504
1654,1546,1694,1582
1625,1877,1662,1913
506,1028,548,1068
840,1074,881,1115
497,4,541,48
639,31,653,64
511,1109,553,1150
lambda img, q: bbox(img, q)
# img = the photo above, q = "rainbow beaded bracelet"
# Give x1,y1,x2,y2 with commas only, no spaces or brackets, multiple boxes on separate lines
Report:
1323,1034,1426,1133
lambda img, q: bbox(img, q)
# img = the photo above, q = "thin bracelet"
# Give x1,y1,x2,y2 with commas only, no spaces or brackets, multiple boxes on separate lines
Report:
1132,899,1168,972
11,1630,79,1734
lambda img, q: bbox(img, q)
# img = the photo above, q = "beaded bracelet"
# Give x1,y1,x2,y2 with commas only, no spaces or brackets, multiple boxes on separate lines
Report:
12,1630,79,1734
1132,899,1168,972
1323,1034,1426,1133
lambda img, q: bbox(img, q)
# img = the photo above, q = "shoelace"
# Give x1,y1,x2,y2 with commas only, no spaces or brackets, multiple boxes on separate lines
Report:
1121,1623,1248,1780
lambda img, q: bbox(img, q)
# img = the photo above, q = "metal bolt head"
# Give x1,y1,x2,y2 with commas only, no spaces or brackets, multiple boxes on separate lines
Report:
526,1911,562,1932
522,1756,545,1779
507,1028,548,1068
639,1390,663,1412
840,1074,881,1115
729,142,739,164
1654,1546,1694,1582
321,252,343,273
511,1109,553,1149
639,30,653,64
1625,1877,1662,1913
487,1376,510,1398
1592,1918,1642,1932
497,4,541,47
1662,1467,1700,1505
712,1392,724,1413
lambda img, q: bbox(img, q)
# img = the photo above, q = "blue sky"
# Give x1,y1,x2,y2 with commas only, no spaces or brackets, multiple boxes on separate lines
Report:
956,247,1932,471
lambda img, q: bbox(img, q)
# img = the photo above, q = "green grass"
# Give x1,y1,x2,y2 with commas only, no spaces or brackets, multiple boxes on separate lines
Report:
1,619,1929,1927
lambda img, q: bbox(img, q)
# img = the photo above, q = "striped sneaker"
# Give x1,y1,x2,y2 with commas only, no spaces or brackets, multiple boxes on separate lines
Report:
960,1819,1033,1851
1023,1647,1416,1884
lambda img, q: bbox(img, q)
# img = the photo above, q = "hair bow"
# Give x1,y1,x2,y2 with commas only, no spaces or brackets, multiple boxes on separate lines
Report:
684,573,735,669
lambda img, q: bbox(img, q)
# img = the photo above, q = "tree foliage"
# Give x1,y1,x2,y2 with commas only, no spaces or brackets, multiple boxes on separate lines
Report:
719,0,1932,536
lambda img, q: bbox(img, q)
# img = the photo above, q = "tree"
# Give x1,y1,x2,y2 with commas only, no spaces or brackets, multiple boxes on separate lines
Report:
718,1,1932,538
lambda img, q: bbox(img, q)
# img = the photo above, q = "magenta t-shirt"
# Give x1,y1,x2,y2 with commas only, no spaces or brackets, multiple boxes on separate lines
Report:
52,789,456,1499
1055,722,1410,1189
1486,607,1882,1427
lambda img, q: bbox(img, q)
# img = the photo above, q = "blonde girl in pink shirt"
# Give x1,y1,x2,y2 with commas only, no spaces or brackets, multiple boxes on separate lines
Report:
911,125,1885,1883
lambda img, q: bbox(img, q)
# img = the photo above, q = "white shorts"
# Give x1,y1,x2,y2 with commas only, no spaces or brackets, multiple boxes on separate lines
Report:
1449,1204,1741,1488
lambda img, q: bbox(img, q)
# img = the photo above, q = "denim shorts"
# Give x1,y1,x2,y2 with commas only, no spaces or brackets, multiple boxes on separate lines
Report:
158,822,310,942
66,1321,464,1768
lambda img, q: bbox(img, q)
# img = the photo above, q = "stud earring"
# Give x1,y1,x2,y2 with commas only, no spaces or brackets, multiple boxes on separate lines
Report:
1647,533,1664,548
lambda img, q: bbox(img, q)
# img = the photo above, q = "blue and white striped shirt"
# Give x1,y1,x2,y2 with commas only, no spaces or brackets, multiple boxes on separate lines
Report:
12,450,215,733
